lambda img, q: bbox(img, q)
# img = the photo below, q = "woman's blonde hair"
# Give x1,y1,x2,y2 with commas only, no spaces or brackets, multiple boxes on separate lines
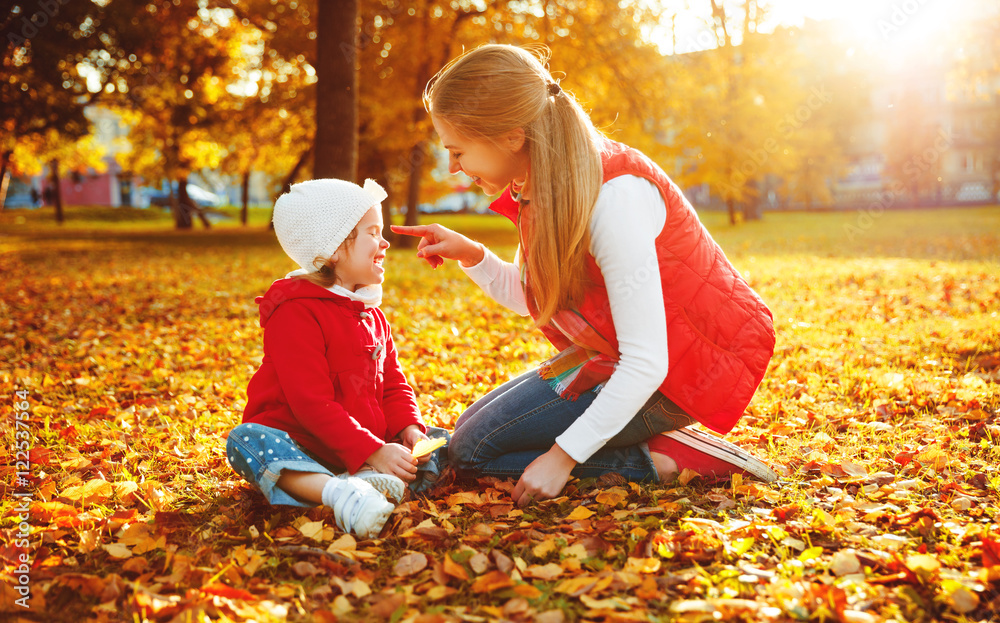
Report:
424,44,604,326
297,229,359,289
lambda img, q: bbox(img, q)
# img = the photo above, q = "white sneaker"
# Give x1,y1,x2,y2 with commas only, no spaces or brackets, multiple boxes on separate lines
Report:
331,476,395,539
353,467,407,503
655,426,778,483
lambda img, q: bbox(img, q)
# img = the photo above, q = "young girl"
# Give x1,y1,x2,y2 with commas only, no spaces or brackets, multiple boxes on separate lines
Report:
226,178,432,538
393,44,778,507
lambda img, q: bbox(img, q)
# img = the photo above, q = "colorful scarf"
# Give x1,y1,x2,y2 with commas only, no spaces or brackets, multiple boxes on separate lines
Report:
519,249,621,400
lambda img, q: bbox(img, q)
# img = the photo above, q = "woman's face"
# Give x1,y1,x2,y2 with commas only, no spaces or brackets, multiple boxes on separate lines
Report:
432,116,529,196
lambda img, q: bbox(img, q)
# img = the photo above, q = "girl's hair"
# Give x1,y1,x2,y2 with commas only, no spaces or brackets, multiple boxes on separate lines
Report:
424,44,603,326
297,229,359,289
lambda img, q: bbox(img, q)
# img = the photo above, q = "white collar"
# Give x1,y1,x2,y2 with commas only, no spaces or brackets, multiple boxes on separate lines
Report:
284,269,383,308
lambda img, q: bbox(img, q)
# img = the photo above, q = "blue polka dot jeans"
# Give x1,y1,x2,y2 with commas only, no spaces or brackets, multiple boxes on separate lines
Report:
225,423,338,507
226,422,452,505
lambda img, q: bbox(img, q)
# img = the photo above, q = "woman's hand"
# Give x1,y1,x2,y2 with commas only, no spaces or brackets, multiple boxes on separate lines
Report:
365,443,419,482
391,224,485,268
511,443,577,507
397,424,432,465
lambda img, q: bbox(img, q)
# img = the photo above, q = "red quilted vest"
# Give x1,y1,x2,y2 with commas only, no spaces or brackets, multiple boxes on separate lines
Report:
488,138,775,433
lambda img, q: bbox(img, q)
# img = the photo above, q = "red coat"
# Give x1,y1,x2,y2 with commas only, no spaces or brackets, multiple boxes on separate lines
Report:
489,139,775,434
242,278,424,473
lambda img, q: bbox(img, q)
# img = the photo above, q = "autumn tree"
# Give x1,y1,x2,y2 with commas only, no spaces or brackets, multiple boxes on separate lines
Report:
93,1,257,229
10,130,106,223
0,2,96,209
662,1,801,223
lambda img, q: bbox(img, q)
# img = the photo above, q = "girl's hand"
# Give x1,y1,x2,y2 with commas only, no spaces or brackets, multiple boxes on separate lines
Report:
511,444,577,507
365,443,419,482
398,424,432,465
390,224,485,268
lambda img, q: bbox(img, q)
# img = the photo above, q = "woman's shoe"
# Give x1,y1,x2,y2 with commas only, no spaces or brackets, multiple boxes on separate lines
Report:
648,426,777,483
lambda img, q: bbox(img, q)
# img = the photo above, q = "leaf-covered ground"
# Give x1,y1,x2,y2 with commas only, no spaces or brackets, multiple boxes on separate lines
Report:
1,207,999,622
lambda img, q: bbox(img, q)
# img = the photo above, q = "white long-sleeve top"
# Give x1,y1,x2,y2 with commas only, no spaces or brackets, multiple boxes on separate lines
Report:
462,175,669,463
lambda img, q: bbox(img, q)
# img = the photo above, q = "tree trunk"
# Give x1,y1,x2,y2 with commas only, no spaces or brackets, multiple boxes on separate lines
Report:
241,169,250,226
727,198,736,226
403,141,426,241
49,160,64,224
991,158,1000,203
171,180,193,230
314,0,358,181
0,150,11,211
177,179,211,229
271,146,313,230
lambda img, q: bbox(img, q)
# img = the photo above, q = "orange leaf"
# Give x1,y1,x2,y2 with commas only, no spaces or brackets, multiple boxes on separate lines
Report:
201,583,256,601
983,535,1000,568
443,555,469,581
62,479,114,505
512,584,543,599
678,468,700,485
471,570,514,593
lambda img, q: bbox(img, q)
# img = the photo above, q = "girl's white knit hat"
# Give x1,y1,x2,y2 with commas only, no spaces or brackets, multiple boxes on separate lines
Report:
272,178,388,273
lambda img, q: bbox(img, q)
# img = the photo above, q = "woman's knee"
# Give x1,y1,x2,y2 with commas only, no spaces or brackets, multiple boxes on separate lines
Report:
447,423,478,469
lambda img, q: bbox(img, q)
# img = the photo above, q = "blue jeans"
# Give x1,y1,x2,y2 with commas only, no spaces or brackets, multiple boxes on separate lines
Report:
226,423,451,506
449,369,694,483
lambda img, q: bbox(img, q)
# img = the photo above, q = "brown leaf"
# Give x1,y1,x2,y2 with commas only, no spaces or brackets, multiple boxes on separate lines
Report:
535,610,566,623
524,563,564,580
369,593,406,618
491,550,514,574
503,597,530,616
292,561,319,577
468,552,491,575
392,552,428,577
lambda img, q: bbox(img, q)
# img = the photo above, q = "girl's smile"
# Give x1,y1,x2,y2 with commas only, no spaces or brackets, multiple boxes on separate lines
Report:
334,206,389,291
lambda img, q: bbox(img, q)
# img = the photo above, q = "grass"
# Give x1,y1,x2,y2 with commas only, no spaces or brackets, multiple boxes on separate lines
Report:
1,205,998,622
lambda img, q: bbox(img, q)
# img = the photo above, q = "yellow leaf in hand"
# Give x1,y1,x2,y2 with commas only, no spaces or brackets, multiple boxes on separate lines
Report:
411,437,446,458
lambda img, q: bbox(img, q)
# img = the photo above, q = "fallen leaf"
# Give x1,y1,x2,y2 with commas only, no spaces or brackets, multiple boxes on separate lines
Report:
830,550,861,576
292,561,319,577
471,570,514,593
595,487,628,507
564,505,594,521
392,553,428,577
102,543,132,559
523,563,564,580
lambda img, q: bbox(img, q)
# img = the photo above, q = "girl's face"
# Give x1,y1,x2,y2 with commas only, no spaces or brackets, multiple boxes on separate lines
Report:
333,206,389,291
432,116,529,196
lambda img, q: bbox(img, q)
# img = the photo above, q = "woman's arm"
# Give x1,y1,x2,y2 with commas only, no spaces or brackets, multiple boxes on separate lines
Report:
554,175,670,463
460,247,529,316
391,223,529,315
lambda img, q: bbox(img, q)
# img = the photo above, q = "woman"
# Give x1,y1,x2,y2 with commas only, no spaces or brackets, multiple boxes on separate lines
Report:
393,44,777,506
